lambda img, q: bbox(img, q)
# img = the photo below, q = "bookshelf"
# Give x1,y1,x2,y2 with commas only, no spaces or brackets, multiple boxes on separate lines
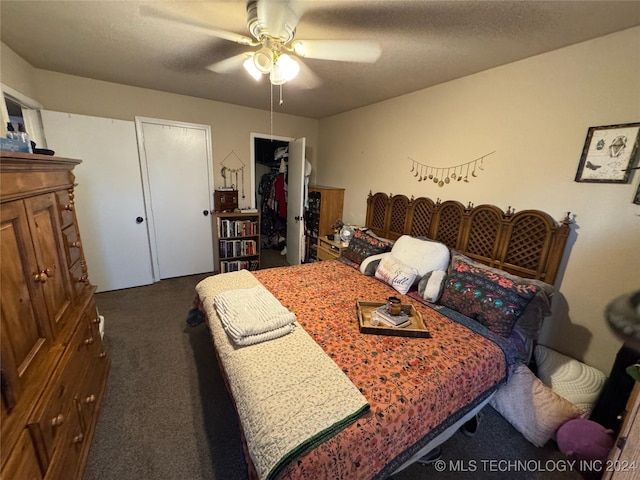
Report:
214,211,260,273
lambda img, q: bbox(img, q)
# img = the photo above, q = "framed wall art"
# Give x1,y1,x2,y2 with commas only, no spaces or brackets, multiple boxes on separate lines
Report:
575,122,640,183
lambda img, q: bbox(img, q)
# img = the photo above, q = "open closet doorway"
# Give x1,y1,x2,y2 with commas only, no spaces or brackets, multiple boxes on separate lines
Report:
250,133,307,266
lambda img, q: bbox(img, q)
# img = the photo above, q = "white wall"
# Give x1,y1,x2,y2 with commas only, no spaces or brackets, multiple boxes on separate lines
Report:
316,27,640,373
0,42,319,207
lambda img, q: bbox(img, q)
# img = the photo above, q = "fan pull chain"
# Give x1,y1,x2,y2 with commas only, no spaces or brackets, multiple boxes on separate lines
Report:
279,85,284,105
270,83,274,139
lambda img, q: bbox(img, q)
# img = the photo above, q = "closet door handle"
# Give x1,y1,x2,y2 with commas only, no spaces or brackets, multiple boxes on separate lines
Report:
203,210,209,216
136,217,144,224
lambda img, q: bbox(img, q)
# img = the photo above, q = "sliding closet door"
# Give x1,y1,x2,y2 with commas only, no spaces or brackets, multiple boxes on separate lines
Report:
41,111,154,292
136,118,214,279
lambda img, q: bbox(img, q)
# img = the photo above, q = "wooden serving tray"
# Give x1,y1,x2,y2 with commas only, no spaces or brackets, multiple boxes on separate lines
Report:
356,300,431,338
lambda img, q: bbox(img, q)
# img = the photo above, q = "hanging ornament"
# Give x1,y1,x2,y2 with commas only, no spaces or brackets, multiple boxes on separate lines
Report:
221,150,247,198
406,151,495,187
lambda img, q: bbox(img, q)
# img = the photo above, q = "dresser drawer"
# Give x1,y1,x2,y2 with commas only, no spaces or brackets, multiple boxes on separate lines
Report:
27,322,88,466
68,261,89,298
317,236,346,261
42,407,85,480
0,428,43,480
61,226,82,267
76,304,108,431
55,190,74,230
76,353,108,434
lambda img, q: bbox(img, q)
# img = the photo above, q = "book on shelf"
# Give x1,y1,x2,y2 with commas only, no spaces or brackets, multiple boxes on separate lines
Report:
220,259,260,273
219,218,258,238
219,239,257,258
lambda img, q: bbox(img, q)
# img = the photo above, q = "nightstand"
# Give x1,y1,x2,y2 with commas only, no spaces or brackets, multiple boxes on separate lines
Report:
317,236,347,261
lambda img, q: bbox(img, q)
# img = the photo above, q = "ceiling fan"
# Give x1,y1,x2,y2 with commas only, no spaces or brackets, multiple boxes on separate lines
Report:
141,0,382,87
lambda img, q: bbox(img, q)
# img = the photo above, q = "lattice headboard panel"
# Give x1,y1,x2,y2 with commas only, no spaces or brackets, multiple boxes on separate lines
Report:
365,192,571,284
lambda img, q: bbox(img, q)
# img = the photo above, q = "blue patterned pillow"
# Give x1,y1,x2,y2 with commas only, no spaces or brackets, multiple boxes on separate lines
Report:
440,257,540,337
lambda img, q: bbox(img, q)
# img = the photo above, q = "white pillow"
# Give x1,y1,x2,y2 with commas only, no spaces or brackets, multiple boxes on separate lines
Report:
390,236,450,282
359,252,389,276
490,364,583,447
534,345,607,417
418,270,447,302
375,254,418,295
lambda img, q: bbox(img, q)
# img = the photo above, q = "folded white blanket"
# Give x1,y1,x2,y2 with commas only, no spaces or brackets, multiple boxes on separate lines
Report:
214,284,296,346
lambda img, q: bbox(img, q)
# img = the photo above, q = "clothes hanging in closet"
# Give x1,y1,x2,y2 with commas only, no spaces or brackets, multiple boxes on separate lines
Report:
258,172,287,245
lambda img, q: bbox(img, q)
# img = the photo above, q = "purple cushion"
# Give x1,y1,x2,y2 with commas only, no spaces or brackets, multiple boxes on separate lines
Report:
556,419,614,461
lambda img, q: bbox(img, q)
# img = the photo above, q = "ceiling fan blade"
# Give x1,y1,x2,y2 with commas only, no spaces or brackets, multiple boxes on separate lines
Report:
294,59,323,90
140,4,255,45
292,40,382,63
206,53,251,74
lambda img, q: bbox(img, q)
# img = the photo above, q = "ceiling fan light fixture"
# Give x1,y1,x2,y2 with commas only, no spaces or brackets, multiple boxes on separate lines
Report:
243,55,262,81
292,41,306,57
253,46,273,74
269,63,286,85
276,54,300,82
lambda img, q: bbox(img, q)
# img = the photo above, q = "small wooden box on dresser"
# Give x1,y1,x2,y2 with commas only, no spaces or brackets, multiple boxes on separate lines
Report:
1,152,110,480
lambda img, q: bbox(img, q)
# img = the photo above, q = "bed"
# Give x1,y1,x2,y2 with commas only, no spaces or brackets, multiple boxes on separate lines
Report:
195,192,572,480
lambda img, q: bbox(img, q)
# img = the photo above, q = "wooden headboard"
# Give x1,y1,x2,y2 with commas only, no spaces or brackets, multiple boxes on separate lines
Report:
365,192,571,284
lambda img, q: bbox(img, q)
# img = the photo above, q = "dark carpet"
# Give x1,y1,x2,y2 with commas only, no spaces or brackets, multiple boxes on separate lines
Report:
83,273,584,480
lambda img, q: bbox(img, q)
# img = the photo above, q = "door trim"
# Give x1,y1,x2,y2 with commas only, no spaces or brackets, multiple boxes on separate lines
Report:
135,117,214,282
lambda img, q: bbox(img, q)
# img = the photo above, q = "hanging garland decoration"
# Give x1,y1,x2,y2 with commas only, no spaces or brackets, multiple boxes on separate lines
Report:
408,151,496,187
221,150,247,199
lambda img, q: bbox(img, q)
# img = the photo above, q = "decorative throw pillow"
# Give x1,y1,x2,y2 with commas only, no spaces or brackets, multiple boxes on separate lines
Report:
489,364,583,447
534,345,607,417
375,254,418,295
359,252,388,276
389,235,450,284
440,256,540,337
417,270,447,303
446,253,554,341
556,418,614,462
341,229,392,266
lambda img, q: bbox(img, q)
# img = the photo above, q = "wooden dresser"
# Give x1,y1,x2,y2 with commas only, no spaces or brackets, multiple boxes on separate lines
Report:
1,152,110,480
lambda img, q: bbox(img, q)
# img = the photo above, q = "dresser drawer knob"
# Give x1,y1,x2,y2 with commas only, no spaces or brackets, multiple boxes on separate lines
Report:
83,337,94,345
51,413,65,427
79,274,89,283
84,394,96,404
92,317,101,325
63,204,74,211
73,433,84,444
71,241,81,248
33,272,48,283
98,352,107,359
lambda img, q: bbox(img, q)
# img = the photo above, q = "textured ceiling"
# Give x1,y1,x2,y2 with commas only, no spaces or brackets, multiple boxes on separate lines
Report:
1,1,639,119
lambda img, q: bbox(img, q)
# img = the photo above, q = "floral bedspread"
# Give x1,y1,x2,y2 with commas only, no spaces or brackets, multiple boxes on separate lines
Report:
252,260,507,480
